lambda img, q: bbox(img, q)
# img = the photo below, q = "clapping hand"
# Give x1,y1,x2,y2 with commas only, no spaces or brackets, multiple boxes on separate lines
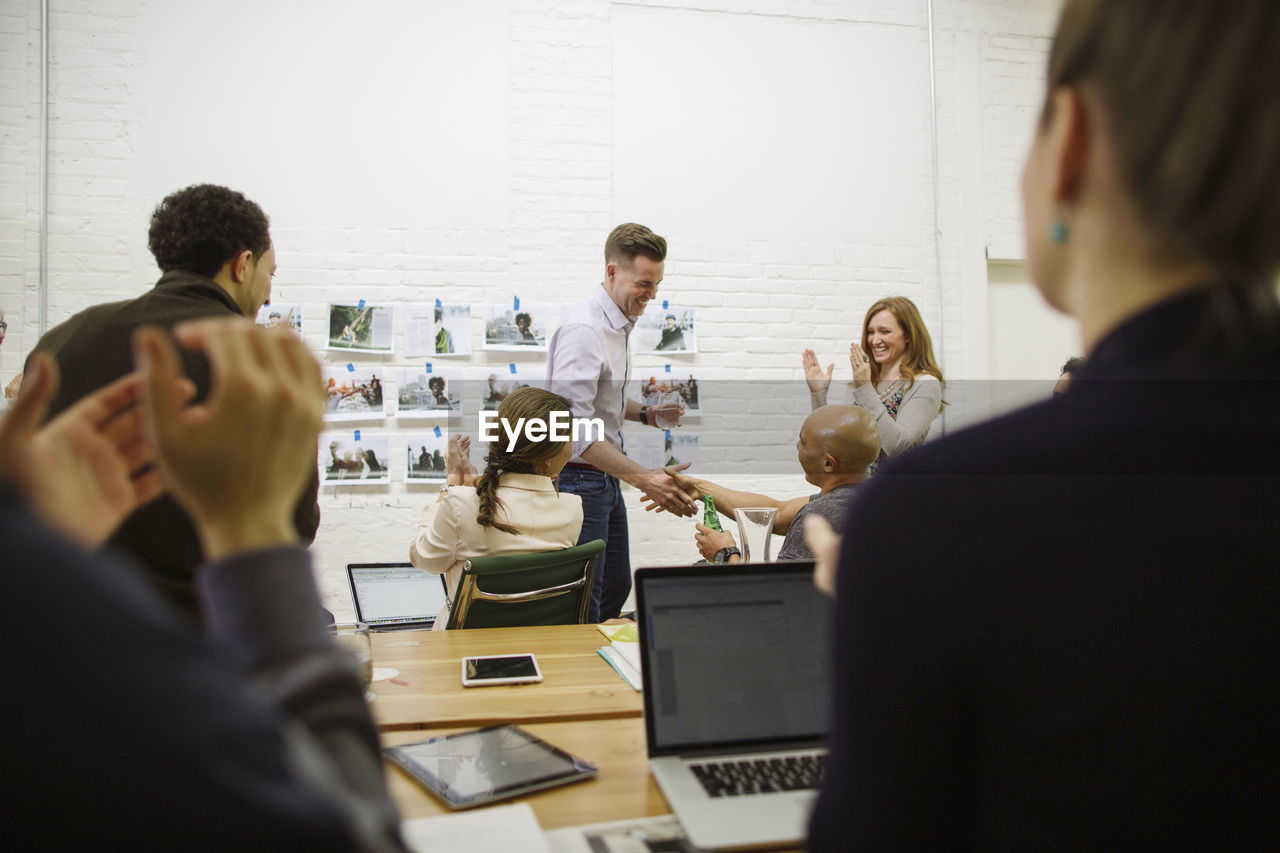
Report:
136,319,323,560
802,349,834,394
804,515,841,597
849,341,873,386
446,434,477,486
0,353,175,548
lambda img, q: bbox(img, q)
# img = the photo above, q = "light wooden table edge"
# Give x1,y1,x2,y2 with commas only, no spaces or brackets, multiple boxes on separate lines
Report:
376,705,643,732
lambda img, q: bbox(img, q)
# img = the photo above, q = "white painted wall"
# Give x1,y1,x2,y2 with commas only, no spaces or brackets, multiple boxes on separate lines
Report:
0,0,1068,619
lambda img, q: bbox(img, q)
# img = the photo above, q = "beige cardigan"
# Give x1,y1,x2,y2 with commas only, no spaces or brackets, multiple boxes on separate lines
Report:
409,473,583,629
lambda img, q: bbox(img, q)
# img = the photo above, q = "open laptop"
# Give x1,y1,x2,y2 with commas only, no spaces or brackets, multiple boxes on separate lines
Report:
346,562,448,632
636,561,831,850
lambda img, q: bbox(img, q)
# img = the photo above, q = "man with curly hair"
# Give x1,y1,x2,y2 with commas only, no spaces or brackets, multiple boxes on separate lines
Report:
25,184,320,622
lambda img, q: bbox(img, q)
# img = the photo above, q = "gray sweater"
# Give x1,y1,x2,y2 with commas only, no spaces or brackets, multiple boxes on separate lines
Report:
811,374,943,457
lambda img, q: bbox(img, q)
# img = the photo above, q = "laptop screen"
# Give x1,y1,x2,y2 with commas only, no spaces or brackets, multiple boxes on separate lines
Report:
347,563,447,628
638,563,831,755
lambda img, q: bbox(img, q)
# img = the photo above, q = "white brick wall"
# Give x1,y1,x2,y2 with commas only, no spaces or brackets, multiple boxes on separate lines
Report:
1,0,1062,619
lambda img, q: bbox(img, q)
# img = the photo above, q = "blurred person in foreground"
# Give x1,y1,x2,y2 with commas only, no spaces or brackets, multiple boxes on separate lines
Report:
1,319,403,850
25,184,320,622
810,1,1280,849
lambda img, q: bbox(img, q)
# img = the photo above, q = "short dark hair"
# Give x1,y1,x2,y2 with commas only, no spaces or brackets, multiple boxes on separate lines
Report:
1060,356,1085,375
605,223,666,266
428,376,445,392
148,184,271,278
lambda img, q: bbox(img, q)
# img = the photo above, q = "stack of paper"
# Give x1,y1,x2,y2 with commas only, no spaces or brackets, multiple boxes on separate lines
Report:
597,640,642,691
402,803,550,853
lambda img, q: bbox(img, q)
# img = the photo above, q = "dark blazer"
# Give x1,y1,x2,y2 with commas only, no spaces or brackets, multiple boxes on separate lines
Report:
1,487,401,850
28,271,321,622
810,288,1280,851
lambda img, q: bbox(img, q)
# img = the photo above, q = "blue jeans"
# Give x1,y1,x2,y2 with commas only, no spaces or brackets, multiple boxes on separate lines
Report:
556,467,630,622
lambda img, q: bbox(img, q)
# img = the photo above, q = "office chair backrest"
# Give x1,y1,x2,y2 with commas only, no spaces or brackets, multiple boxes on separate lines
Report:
445,539,606,629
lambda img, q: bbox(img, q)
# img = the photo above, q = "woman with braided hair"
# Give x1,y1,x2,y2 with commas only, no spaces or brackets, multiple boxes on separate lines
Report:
409,387,583,629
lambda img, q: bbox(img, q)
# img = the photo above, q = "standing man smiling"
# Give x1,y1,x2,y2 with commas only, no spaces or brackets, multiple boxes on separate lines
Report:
548,223,696,622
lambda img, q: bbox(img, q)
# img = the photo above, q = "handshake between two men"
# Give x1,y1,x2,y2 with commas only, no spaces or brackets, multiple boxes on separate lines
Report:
643,404,881,596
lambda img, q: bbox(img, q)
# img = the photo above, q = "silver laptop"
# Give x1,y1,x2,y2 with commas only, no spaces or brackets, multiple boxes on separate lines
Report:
346,562,447,632
636,561,830,850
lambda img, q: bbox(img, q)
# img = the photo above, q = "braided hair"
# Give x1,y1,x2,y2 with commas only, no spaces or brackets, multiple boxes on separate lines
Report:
475,387,574,535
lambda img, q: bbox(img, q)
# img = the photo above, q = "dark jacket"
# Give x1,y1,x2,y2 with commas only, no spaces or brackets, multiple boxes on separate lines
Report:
810,287,1280,851
1,487,403,851
28,271,321,622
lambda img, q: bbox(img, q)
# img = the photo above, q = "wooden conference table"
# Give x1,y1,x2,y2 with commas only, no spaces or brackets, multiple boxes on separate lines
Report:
369,624,668,830
368,623,643,731
371,624,806,849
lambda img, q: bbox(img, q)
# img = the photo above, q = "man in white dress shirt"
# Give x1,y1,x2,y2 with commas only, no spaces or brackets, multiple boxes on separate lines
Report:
547,223,697,621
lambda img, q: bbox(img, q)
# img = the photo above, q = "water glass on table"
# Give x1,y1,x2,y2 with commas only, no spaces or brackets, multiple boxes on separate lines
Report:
734,507,778,563
329,621,373,691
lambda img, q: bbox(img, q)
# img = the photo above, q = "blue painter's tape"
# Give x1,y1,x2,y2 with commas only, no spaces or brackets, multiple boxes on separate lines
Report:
425,362,432,373
664,364,671,373
513,295,520,311
357,299,366,310
665,430,672,441
434,426,442,438
435,298,442,308
354,430,361,441
346,363,355,372
662,300,668,310
508,363,517,374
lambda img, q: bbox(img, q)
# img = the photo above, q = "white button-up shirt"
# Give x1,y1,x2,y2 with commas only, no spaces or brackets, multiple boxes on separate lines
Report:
547,284,633,461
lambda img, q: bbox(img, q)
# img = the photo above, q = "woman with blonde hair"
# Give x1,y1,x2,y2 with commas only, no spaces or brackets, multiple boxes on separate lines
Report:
410,387,582,629
802,295,943,466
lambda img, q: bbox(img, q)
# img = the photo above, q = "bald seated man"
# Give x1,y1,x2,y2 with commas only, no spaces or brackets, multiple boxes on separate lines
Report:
662,405,881,563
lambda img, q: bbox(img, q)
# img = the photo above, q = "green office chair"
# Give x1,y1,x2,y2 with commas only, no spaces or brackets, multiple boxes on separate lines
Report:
443,539,606,630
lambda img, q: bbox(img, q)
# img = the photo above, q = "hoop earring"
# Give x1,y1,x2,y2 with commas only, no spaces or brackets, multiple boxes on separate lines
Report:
1050,220,1070,244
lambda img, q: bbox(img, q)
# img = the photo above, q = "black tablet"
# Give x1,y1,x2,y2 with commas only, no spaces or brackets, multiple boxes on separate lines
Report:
384,723,598,809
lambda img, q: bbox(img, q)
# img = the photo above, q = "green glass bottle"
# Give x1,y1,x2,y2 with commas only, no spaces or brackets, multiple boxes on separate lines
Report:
702,494,723,532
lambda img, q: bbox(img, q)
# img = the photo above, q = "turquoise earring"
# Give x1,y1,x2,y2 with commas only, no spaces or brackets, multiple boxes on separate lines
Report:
1049,220,1070,244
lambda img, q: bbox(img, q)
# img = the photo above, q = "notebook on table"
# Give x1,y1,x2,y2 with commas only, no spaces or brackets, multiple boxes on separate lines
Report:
636,560,831,851
346,562,447,632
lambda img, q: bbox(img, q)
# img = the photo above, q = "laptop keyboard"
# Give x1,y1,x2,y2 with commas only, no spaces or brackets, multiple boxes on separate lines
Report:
689,754,826,797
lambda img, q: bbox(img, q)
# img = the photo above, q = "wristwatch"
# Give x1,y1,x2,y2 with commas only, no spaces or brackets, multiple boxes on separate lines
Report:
713,546,741,564
639,405,651,426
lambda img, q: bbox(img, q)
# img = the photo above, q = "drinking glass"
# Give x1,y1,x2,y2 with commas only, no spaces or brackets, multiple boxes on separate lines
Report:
652,391,685,429
330,622,373,690
734,507,778,563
